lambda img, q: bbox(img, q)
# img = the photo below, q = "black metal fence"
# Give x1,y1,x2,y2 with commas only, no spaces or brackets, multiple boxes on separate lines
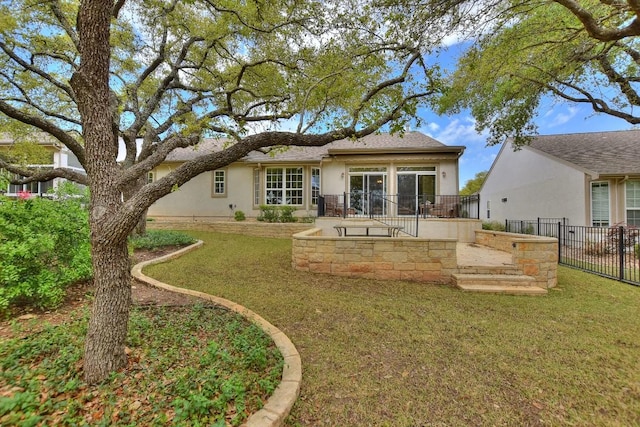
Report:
318,193,480,237
505,217,569,237
506,218,640,286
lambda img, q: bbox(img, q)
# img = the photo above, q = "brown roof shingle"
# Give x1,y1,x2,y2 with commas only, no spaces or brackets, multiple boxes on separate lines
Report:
165,131,463,163
526,130,640,175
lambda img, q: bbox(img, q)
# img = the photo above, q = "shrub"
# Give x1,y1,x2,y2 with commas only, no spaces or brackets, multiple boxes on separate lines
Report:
257,205,298,223
129,230,196,251
482,221,505,231
0,197,92,313
234,210,246,221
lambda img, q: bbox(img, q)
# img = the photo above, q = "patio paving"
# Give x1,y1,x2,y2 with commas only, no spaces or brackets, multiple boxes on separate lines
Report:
456,242,513,267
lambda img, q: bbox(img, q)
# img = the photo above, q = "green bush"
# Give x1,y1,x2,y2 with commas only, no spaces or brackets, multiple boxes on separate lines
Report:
482,221,506,231
129,230,196,251
234,210,246,221
0,197,92,313
257,205,298,223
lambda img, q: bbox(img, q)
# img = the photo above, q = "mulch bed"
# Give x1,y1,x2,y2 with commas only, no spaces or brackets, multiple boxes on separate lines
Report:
0,247,202,339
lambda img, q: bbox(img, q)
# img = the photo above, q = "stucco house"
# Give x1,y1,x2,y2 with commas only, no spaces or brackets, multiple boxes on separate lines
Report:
148,131,466,219
0,135,84,196
479,130,640,227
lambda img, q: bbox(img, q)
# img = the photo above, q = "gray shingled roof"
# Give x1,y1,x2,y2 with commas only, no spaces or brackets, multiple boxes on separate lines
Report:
526,130,640,175
165,131,463,162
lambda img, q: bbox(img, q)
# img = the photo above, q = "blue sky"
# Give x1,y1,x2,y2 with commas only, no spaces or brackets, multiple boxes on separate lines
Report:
412,43,637,188
418,101,634,188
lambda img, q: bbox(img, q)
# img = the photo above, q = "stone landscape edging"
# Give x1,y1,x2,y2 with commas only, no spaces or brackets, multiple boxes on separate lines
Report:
131,240,301,427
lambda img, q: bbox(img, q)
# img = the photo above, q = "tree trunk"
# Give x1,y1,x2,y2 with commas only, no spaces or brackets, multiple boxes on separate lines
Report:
124,174,148,236
83,237,131,384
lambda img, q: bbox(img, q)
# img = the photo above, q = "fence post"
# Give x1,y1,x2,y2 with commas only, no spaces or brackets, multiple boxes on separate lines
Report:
537,217,541,236
619,226,625,281
505,219,508,232
343,192,347,218
558,222,562,262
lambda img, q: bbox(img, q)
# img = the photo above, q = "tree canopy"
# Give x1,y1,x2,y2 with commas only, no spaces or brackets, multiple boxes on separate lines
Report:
459,170,487,195
0,0,466,383
439,0,640,146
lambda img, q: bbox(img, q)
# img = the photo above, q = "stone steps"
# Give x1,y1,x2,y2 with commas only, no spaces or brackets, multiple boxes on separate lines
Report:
452,273,548,296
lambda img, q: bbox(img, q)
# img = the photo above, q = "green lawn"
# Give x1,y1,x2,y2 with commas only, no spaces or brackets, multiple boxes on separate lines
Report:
145,231,640,426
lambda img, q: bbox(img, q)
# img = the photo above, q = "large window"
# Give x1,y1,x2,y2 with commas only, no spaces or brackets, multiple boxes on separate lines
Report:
265,167,303,205
591,181,610,227
212,170,226,197
626,180,640,226
311,168,321,206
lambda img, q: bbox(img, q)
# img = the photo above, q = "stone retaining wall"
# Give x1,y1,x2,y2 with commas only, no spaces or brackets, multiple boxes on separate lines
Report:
475,230,558,288
292,228,457,283
149,219,312,239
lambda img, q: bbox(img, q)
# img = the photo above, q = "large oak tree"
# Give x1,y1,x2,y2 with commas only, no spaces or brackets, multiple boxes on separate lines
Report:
0,0,461,383
439,0,640,146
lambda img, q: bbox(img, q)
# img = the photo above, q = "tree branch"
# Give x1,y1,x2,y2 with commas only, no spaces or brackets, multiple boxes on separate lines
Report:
0,100,86,166
554,0,640,41
0,159,88,186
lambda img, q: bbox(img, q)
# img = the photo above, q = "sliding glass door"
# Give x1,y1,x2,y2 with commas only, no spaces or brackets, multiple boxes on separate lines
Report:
348,168,386,215
397,167,436,215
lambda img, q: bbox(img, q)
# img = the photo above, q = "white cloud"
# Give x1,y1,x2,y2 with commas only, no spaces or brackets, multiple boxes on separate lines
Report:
543,106,579,128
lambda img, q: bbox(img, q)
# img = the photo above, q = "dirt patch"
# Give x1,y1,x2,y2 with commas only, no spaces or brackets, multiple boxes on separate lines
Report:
0,247,201,340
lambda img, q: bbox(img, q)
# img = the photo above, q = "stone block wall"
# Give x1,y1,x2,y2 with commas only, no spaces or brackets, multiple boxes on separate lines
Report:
292,228,457,283
149,219,312,239
475,230,558,288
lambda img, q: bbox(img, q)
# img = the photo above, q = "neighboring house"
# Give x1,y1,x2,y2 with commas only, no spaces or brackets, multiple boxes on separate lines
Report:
479,130,640,227
149,132,465,219
0,135,85,196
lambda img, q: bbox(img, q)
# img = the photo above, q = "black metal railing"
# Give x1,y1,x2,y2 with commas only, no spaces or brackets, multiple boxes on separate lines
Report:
506,218,639,286
505,217,569,237
318,193,480,237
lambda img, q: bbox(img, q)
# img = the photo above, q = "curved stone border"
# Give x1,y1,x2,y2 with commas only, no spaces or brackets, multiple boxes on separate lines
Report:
131,241,301,427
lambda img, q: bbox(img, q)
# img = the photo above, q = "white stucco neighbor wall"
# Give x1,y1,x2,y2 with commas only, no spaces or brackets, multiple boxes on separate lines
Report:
480,143,588,225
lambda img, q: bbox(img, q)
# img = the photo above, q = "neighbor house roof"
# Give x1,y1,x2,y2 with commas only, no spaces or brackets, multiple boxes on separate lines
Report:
525,129,640,175
165,131,465,163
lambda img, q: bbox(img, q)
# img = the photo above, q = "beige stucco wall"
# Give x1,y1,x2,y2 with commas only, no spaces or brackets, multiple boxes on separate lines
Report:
480,143,588,225
314,217,480,242
149,153,461,219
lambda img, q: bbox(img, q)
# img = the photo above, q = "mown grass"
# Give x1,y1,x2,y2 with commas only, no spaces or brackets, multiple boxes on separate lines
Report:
145,231,640,426
0,304,283,426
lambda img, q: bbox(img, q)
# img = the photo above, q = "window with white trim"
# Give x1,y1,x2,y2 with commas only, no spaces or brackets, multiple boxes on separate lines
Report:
311,168,320,206
591,181,610,227
212,170,226,197
253,168,260,206
626,180,640,226
265,167,303,205
7,174,54,196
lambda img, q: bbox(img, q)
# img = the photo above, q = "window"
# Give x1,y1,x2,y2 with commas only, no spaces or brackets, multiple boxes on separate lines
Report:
212,170,226,197
265,167,303,205
311,168,320,206
626,180,640,226
147,171,154,184
253,168,260,206
7,174,53,196
348,167,387,215
591,182,609,227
